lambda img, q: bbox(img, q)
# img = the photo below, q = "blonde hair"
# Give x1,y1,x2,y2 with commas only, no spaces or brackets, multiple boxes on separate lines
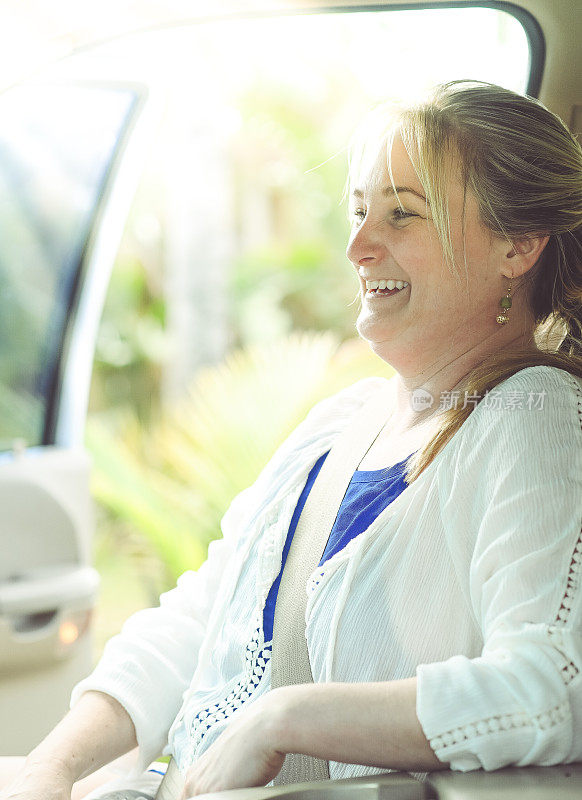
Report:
349,80,582,483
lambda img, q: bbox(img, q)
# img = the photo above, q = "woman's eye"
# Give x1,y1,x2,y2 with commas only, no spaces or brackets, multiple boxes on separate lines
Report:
350,206,417,225
390,208,417,223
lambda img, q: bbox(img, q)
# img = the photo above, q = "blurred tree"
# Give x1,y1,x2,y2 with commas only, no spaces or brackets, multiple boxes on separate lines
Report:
89,75,363,426
229,80,359,349
86,331,390,594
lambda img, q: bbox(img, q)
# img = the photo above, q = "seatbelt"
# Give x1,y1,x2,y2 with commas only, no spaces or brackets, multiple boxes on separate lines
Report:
157,380,395,799
271,380,394,785
156,758,183,800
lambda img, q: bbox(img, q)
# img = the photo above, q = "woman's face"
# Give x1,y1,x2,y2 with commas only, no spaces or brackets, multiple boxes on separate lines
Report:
346,133,508,375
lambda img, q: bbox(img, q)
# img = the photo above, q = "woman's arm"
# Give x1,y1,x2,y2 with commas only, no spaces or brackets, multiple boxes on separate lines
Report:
28,690,137,782
269,678,443,771
0,691,136,800
180,678,443,797
413,367,582,772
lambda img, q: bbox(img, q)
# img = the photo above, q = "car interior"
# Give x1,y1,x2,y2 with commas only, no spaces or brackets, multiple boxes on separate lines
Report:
1,1,581,797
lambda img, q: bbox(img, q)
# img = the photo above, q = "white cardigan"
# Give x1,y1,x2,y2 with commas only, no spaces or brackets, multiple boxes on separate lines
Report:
72,365,582,779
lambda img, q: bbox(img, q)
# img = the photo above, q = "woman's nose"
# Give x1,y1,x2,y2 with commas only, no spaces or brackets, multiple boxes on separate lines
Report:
346,221,387,267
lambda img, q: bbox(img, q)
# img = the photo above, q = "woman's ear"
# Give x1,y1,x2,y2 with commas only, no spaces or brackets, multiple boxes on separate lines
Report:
503,234,550,278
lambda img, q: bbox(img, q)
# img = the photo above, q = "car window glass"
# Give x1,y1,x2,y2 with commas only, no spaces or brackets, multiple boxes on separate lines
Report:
75,6,531,410
0,85,137,450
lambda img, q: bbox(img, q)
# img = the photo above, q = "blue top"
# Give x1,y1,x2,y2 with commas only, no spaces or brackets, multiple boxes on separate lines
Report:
262,449,413,640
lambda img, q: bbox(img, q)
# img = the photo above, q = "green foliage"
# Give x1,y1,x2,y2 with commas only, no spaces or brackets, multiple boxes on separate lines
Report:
87,77,378,603
91,251,167,423
86,332,390,589
228,82,358,349
90,76,362,425
86,416,206,586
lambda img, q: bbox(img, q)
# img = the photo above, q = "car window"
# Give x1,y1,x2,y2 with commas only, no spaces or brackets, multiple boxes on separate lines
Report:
60,5,534,409
0,84,139,451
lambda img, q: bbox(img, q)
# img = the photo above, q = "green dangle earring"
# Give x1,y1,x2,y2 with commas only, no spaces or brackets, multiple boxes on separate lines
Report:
496,279,513,325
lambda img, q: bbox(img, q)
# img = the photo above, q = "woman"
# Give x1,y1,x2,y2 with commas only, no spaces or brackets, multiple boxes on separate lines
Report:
2,80,582,800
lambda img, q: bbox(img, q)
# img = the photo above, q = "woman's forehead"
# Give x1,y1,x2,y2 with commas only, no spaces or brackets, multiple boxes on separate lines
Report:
352,130,465,207
352,134,426,196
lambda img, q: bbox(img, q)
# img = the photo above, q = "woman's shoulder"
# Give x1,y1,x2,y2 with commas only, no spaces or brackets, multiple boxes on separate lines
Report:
476,364,582,421
462,364,582,454
496,364,582,394
437,364,582,521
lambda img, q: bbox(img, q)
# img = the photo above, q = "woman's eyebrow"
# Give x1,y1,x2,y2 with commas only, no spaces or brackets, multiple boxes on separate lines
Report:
352,186,428,202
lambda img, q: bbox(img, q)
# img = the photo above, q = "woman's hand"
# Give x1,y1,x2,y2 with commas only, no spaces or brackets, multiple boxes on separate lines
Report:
180,692,287,798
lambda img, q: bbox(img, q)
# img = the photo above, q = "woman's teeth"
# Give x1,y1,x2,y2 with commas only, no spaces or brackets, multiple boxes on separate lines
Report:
365,279,409,294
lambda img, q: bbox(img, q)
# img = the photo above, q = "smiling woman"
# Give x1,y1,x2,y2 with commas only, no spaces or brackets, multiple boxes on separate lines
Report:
346,125,547,415
2,79,582,800
345,81,582,476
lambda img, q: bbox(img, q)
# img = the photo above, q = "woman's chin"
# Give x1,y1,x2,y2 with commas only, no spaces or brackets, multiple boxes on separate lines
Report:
355,317,395,347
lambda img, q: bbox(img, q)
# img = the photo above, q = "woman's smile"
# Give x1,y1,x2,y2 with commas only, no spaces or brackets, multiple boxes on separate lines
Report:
363,283,409,299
